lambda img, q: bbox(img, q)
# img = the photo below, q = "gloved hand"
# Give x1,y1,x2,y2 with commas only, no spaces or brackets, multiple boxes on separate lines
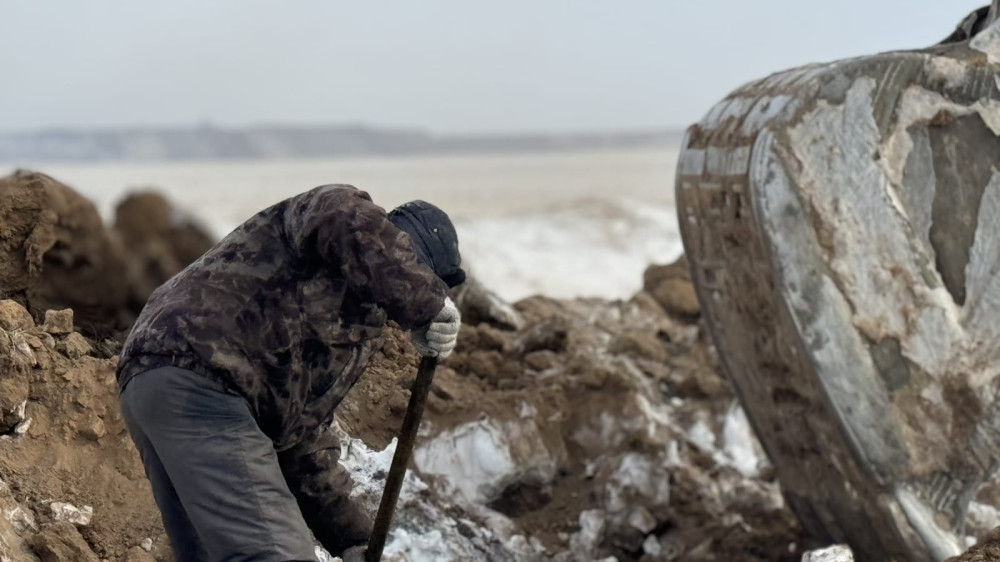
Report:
339,545,366,562
411,297,460,358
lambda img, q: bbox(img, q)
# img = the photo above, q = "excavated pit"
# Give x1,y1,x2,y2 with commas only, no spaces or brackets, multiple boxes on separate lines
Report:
1,171,996,561
0,172,818,561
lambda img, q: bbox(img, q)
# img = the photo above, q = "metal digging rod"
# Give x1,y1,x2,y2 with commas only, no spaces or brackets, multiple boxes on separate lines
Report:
366,356,439,562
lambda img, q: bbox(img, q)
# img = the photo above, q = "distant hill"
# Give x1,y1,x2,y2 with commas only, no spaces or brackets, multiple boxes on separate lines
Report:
0,124,683,163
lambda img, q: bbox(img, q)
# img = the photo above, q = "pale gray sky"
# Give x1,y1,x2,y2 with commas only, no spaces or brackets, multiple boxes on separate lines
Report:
0,1,986,134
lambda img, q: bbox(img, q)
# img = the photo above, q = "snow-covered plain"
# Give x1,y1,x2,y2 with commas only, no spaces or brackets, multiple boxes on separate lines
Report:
6,144,682,301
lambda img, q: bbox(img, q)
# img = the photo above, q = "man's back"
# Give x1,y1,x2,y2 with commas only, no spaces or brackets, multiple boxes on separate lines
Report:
117,184,447,449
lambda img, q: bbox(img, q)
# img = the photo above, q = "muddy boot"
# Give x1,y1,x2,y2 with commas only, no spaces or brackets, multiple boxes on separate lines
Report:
677,11,1000,562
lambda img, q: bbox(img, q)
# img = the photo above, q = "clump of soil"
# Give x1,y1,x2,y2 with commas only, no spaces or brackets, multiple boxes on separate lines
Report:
642,254,699,319
28,522,101,562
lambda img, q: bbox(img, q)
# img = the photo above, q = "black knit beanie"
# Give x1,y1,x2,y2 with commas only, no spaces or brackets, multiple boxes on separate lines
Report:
388,200,466,288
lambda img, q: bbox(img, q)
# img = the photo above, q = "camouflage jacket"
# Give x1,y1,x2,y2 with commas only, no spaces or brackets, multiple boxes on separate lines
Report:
117,185,448,451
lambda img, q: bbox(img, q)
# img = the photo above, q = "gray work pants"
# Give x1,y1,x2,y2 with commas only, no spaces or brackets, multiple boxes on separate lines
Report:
120,366,317,562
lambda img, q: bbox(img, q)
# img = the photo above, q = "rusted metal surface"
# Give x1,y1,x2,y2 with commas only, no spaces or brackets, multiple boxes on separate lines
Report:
676,17,1000,562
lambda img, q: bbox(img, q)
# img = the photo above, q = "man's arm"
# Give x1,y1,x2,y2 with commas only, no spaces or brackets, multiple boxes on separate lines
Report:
277,425,372,557
282,185,449,330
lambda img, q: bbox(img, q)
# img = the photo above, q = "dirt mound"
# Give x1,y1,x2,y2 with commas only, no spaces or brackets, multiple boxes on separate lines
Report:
0,175,213,561
0,302,167,561
0,172,215,338
0,171,132,336
113,191,214,306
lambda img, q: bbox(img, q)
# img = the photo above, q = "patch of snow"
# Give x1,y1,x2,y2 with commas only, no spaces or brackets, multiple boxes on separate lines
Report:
722,401,766,477
413,418,556,505
50,502,93,526
315,545,336,562
642,534,662,556
569,509,606,559
334,423,541,562
965,501,1000,538
607,453,670,512
2,507,36,534
687,419,716,451
802,544,854,562
457,198,681,301
12,419,30,436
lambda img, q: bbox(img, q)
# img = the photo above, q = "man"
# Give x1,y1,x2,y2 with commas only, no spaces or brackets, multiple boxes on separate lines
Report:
116,185,465,562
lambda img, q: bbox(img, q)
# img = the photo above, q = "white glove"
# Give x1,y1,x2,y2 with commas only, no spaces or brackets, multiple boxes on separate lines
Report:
411,297,461,358
339,545,366,562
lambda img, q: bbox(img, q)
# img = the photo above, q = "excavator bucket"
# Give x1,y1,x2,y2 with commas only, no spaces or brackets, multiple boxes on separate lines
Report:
676,6,1000,562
